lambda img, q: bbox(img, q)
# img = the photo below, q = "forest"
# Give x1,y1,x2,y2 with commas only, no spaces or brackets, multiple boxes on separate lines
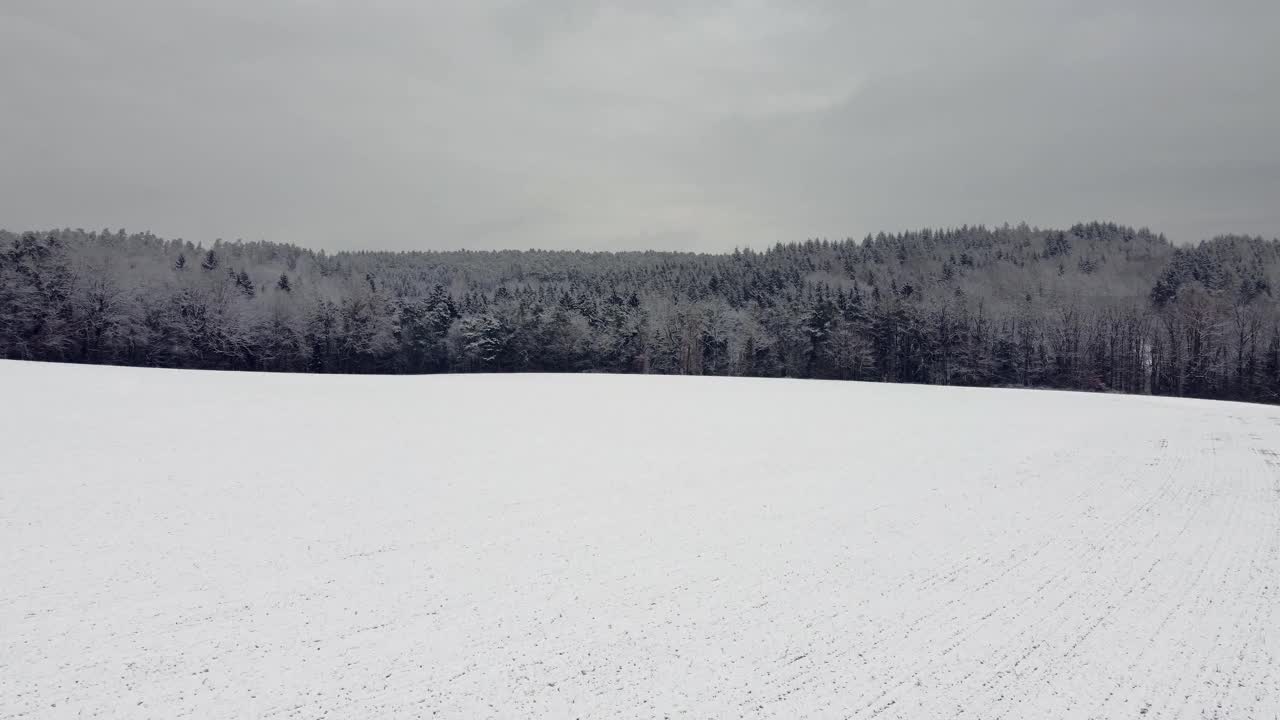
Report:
3,222,1279,404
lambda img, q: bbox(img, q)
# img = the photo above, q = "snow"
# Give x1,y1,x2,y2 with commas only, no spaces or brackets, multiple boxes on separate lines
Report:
2,360,1279,719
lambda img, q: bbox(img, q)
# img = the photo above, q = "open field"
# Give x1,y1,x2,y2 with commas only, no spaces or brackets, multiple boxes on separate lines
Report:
2,360,1279,718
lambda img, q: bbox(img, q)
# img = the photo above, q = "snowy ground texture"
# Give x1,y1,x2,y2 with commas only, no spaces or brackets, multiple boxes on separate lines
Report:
3,361,1280,719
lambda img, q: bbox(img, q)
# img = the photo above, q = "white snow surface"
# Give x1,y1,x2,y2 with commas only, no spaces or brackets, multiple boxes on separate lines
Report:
3,360,1280,719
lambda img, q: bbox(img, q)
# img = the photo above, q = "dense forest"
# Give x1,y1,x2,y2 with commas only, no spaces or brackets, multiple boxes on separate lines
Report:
3,222,1280,404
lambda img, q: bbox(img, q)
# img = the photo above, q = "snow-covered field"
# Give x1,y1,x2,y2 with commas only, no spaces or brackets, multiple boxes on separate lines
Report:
2,360,1279,719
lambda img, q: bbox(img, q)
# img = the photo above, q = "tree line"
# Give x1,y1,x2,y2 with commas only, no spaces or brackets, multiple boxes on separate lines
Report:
3,222,1279,404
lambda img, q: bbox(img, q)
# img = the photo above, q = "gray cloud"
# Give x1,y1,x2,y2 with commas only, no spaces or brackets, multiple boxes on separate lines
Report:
2,0,1277,251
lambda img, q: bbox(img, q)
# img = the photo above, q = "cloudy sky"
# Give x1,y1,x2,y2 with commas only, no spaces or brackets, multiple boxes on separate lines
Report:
2,1,1277,252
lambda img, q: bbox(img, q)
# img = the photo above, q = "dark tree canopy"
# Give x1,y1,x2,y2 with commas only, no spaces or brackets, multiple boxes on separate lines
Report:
2,223,1279,404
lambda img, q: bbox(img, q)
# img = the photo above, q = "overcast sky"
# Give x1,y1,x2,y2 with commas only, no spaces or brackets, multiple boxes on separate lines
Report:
2,1,1277,252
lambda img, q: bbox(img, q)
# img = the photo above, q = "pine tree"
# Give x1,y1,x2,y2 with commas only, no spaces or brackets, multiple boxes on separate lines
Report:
236,270,255,297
